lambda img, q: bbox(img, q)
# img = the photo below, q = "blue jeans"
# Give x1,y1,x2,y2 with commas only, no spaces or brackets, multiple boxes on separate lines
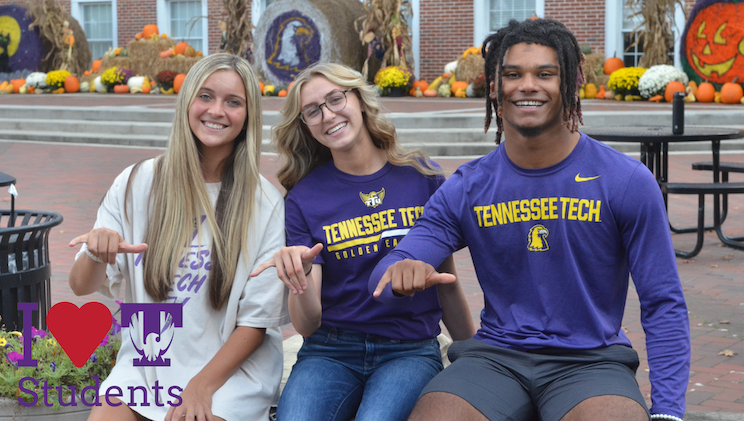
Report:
277,325,443,421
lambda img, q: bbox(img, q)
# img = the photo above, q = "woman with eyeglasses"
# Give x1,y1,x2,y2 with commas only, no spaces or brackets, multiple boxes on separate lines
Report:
251,63,474,421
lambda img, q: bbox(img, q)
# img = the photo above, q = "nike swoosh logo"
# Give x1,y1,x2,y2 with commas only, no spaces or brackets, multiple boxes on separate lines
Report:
575,174,600,182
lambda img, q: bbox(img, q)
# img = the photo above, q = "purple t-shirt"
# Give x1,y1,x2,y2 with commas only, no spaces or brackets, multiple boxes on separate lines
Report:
285,160,445,340
370,134,690,418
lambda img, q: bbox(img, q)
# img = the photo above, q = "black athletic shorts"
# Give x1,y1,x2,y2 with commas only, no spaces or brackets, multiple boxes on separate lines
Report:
420,338,650,421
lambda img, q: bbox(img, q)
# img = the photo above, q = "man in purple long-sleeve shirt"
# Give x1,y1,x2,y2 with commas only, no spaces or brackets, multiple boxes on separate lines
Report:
370,18,690,421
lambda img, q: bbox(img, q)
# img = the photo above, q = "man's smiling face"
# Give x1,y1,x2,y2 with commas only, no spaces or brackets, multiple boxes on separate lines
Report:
492,42,564,138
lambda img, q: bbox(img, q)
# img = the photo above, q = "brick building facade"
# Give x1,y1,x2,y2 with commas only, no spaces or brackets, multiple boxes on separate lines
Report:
0,0,697,83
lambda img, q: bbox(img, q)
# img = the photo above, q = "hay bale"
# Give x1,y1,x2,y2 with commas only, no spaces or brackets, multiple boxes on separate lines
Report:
155,56,203,77
128,37,175,61
456,54,485,85
254,0,366,87
583,52,606,86
100,56,132,72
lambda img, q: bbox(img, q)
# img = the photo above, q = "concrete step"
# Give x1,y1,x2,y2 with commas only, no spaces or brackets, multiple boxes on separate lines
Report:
0,118,173,136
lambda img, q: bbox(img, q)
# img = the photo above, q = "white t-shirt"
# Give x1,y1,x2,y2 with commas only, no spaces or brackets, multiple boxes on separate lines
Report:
77,158,289,420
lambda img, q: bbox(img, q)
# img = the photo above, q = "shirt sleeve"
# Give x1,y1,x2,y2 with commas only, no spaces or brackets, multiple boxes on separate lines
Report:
236,190,290,328
369,171,467,303
617,164,690,418
285,191,324,265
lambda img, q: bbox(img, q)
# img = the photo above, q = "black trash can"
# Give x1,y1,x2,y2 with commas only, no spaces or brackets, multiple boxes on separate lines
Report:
0,209,63,331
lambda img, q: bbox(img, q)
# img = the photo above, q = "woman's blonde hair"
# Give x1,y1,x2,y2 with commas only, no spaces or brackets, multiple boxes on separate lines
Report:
132,53,263,309
272,62,441,193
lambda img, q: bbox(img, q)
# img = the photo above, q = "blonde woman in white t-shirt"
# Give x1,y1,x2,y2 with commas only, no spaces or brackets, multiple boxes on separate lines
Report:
68,53,289,421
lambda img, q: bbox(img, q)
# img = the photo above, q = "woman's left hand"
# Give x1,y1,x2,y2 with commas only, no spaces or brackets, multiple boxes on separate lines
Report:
164,382,214,421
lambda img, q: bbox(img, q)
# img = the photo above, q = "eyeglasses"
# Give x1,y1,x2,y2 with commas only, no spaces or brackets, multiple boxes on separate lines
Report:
299,89,352,126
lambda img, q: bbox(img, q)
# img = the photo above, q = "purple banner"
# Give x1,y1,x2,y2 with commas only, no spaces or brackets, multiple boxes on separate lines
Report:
0,5,44,73
263,11,321,85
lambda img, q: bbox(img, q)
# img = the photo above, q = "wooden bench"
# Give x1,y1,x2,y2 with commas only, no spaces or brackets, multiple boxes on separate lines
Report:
661,182,744,258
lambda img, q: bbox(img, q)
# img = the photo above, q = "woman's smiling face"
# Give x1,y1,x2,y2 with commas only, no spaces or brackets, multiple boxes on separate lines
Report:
188,69,247,156
299,76,371,154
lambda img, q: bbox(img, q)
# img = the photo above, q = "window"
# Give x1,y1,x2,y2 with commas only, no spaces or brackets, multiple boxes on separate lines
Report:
621,3,644,67
489,0,537,32
72,0,116,59
168,0,205,52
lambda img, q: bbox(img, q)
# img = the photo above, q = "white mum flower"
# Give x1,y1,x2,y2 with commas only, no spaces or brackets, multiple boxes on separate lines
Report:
638,65,689,98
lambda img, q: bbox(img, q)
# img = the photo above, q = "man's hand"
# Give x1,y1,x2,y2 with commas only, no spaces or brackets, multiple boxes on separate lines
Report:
373,259,456,297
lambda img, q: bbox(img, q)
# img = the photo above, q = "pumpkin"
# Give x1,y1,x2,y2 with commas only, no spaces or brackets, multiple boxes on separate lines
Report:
423,89,438,97
410,80,428,97
64,76,80,93
143,24,159,39
682,1,744,85
720,78,744,104
113,84,130,93
174,42,189,55
259,81,264,93
450,81,469,96
278,90,288,97
185,46,197,57
584,83,598,99
687,81,698,97
114,47,123,56
173,74,186,93
159,50,174,59
11,79,25,93
664,81,686,102
596,85,606,100
696,81,716,102
0,81,7,91
142,83,151,94
91,59,102,73
161,33,168,39
603,55,624,75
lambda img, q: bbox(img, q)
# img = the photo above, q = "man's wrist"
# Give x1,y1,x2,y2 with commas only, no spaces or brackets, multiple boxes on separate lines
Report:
651,414,683,421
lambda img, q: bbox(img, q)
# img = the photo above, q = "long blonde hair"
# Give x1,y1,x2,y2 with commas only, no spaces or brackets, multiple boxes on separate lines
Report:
132,53,263,309
272,62,441,193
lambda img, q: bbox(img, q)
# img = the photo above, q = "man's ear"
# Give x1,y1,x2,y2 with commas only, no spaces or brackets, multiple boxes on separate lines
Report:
489,81,497,100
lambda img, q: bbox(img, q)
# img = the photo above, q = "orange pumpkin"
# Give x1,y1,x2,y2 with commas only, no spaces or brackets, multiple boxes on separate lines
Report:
159,50,174,59
664,81,686,103
64,76,80,93
596,85,606,100
423,89,438,97
450,81,469,96
696,82,716,102
410,80,429,96
91,59,102,73
143,24,159,39
683,1,744,85
113,85,130,94
142,83,151,94
721,77,744,104
173,74,186,93
174,42,189,55
259,81,265,93
10,79,25,93
278,90,288,97
288,81,295,90
603,55,624,75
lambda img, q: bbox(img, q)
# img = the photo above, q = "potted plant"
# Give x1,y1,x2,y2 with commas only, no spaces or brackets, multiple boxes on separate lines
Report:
0,318,121,420
374,65,413,97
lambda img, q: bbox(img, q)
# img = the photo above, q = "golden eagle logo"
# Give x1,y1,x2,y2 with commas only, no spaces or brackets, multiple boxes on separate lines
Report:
527,224,549,252
360,188,385,208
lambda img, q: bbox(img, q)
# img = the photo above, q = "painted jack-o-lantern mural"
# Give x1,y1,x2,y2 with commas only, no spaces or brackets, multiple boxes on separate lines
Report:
681,0,744,86
0,5,44,73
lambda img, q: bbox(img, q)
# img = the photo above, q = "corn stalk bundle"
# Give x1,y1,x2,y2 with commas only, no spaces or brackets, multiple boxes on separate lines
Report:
24,0,91,75
625,0,686,68
221,0,253,59
356,0,413,79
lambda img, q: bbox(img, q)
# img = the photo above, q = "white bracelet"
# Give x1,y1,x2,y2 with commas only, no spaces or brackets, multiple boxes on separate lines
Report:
83,244,105,264
651,414,683,421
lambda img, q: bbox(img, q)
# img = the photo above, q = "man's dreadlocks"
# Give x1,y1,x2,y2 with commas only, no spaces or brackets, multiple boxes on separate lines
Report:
482,18,586,144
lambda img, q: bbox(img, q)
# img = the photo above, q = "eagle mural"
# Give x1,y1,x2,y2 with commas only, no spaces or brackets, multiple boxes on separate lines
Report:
263,11,321,85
